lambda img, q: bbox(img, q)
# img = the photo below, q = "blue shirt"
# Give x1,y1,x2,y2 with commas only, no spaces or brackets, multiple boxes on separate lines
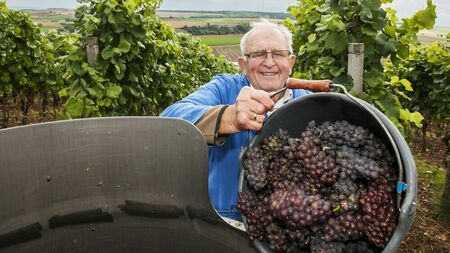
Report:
160,73,310,220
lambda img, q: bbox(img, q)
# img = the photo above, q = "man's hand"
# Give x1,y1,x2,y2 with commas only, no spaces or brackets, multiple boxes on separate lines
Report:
219,86,275,134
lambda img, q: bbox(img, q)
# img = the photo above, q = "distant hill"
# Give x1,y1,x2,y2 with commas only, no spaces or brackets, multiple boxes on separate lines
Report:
157,10,293,19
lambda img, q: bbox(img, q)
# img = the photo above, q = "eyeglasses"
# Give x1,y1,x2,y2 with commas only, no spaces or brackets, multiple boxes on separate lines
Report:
244,50,291,62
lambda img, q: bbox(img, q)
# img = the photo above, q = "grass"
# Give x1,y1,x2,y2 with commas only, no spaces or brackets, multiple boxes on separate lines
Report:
199,37,241,45
41,15,67,22
32,15,68,23
415,158,446,191
415,157,449,223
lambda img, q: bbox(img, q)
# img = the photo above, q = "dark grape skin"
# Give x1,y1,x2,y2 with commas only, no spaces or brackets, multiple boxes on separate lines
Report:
269,187,332,228
239,121,398,251
265,223,290,253
360,184,397,247
322,213,365,242
237,191,268,240
262,129,290,160
268,157,304,186
244,147,269,190
328,179,361,213
289,134,339,185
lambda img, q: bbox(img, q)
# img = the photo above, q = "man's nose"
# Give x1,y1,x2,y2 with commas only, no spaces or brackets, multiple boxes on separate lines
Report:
263,52,276,66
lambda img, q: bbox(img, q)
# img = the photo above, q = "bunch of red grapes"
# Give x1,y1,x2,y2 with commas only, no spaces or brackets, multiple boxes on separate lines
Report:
238,121,399,252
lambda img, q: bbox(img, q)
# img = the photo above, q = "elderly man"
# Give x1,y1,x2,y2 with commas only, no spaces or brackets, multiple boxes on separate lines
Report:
160,20,310,221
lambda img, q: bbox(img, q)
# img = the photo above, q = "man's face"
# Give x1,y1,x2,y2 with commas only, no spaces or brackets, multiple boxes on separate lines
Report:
238,29,296,92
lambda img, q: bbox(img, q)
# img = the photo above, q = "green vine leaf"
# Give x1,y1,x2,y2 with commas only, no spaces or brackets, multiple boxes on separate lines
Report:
400,109,424,127
102,45,114,59
400,79,413,91
118,39,131,53
106,85,122,98
65,97,85,118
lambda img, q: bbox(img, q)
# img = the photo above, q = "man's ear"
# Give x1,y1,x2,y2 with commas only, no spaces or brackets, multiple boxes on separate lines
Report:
238,56,247,73
288,54,296,71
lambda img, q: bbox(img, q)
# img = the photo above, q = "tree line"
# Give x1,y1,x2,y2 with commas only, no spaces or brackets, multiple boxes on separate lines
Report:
181,23,250,35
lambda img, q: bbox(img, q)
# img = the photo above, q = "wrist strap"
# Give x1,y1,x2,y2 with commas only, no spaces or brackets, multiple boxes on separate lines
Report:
214,105,229,146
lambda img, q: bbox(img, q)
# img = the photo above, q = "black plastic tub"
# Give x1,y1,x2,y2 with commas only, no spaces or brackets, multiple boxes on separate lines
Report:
239,93,417,253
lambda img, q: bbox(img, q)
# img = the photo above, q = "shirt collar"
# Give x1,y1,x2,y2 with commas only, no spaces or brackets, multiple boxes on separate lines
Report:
269,88,292,115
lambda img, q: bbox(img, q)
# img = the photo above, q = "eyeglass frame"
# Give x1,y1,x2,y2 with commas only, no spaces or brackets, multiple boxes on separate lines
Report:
243,50,292,62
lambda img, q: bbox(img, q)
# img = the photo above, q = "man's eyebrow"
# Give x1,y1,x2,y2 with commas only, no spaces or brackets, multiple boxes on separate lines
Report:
250,49,285,53
250,49,266,53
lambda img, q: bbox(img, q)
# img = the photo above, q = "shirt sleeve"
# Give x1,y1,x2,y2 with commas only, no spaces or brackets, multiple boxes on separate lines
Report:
195,105,228,146
160,75,237,146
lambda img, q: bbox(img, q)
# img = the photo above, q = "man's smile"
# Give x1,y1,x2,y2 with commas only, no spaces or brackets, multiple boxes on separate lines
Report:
260,71,278,76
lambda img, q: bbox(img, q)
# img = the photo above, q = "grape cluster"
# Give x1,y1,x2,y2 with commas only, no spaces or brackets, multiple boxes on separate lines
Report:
335,145,359,180
243,147,269,190
262,129,290,160
329,179,361,213
265,223,290,253
289,130,339,185
286,228,310,249
268,156,304,185
237,191,268,240
269,187,332,228
360,184,397,247
305,151,339,184
238,120,399,252
333,178,359,197
322,213,364,242
335,145,389,181
317,120,370,150
298,175,327,195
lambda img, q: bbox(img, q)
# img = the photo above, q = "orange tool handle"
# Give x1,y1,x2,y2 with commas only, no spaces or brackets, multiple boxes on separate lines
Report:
286,78,332,92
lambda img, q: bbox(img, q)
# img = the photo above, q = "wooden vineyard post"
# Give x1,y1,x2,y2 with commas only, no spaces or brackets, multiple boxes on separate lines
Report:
86,37,99,67
348,43,364,94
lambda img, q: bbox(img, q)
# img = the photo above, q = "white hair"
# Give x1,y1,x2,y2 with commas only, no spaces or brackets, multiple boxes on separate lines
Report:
240,19,293,56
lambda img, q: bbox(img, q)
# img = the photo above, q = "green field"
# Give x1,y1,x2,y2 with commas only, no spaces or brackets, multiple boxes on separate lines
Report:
39,15,67,22
199,36,241,45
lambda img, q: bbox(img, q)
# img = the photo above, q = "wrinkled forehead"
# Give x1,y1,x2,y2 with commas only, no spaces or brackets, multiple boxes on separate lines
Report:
244,28,289,52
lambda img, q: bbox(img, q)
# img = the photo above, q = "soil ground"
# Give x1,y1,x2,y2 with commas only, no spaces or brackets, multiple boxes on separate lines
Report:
397,124,450,253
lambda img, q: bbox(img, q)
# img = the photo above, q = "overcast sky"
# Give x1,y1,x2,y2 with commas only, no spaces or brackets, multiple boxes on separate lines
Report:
5,0,450,27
